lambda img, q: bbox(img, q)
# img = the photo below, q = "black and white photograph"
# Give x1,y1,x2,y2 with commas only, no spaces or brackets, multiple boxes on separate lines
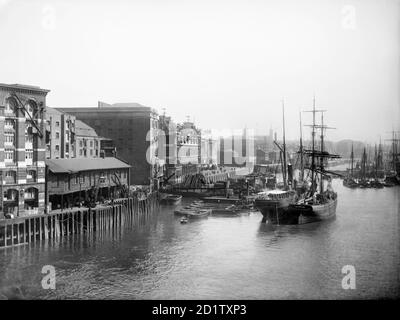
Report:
0,0,399,308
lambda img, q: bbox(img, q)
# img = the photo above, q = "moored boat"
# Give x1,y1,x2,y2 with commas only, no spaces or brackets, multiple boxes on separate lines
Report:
254,190,297,223
174,208,211,218
370,179,384,188
254,100,298,223
287,191,337,224
161,194,182,205
343,144,359,188
272,97,341,225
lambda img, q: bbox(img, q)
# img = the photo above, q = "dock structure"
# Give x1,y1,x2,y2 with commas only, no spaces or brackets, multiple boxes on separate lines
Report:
0,193,159,249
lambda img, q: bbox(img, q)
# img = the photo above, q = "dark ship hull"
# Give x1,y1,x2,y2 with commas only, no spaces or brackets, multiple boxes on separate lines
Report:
343,178,358,188
254,193,296,224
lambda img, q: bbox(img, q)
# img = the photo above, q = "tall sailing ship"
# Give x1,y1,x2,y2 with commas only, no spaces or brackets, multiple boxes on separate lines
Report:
285,98,341,224
254,100,297,223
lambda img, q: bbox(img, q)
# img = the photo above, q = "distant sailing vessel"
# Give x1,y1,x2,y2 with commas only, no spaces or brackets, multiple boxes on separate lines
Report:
383,131,400,186
286,98,341,224
343,144,358,188
358,147,372,188
370,143,384,188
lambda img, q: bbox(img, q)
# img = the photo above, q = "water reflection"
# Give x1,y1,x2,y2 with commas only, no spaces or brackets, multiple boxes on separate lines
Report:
0,181,399,299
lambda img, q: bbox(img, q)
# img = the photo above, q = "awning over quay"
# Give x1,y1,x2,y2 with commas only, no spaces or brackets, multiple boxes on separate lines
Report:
46,157,131,174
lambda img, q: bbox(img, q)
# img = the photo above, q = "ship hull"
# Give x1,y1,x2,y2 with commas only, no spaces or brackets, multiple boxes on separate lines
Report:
254,196,296,224
289,198,337,224
257,197,338,225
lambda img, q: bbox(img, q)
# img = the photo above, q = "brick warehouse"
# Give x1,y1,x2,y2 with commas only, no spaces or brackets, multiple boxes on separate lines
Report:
58,102,162,186
0,83,49,218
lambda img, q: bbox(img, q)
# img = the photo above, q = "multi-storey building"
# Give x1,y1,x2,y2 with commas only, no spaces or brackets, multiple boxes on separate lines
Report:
57,102,161,185
46,107,76,159
159,114,181,184
0,83,49,218
75,120,100,158
176,121,201,177
200,129,218,166
46,109,101,159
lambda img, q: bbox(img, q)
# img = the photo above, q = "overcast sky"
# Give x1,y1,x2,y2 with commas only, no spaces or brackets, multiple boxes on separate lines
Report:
1,0,399,142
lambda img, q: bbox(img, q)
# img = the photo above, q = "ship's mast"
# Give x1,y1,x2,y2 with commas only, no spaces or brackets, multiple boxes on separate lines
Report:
310,97,316,195
299,111,304,181
319,111,325,194
303,96,339,196
350,143,354,177
362,147,367,179
282,99,287,189
384,130,400,174
374,144,378,178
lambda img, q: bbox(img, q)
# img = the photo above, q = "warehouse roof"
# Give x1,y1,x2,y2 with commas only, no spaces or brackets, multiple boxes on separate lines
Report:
75,120,98,137
46,157,131,174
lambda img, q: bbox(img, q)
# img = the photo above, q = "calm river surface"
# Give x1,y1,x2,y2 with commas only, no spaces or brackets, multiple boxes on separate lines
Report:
0,178,399,299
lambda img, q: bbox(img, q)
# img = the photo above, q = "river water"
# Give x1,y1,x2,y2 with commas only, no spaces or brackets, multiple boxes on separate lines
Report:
0,178,399,299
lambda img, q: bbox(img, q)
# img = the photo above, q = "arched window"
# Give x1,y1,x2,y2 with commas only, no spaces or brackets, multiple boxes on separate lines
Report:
5,97,17,116
4,189,18,201
25,101,37,119
27,170,37,182
24,187,38,200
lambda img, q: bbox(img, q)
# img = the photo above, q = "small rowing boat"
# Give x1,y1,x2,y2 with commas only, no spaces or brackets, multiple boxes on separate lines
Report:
174,208,211,218
160,194,182,205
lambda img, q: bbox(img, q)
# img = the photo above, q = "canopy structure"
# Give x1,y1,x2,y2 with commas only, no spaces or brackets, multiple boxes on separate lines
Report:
46,157,131,174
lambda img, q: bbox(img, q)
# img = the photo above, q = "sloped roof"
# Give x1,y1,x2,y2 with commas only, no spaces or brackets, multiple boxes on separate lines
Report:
46,157,131,174
75,120,98,137
46,107,63,116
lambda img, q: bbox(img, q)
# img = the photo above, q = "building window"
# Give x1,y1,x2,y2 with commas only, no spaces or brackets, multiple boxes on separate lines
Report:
5,119,15,129
5,133,14,145
79,140,83,147
56,121,60,127
5,149,15,162
5,98,17,116
90,149,93,156
25,135,33,143
27,170,36,181
56,132,60,139
79,149,83,156
25,149,33,160
55,145,60,153
24,188,37,200
5,170,16,183
90,140,93,148
25,102,36,119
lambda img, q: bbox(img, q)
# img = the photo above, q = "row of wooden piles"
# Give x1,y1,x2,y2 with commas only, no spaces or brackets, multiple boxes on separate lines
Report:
0,193,160,249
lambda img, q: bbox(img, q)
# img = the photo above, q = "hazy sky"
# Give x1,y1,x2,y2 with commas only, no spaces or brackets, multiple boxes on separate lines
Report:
1,0,399,142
